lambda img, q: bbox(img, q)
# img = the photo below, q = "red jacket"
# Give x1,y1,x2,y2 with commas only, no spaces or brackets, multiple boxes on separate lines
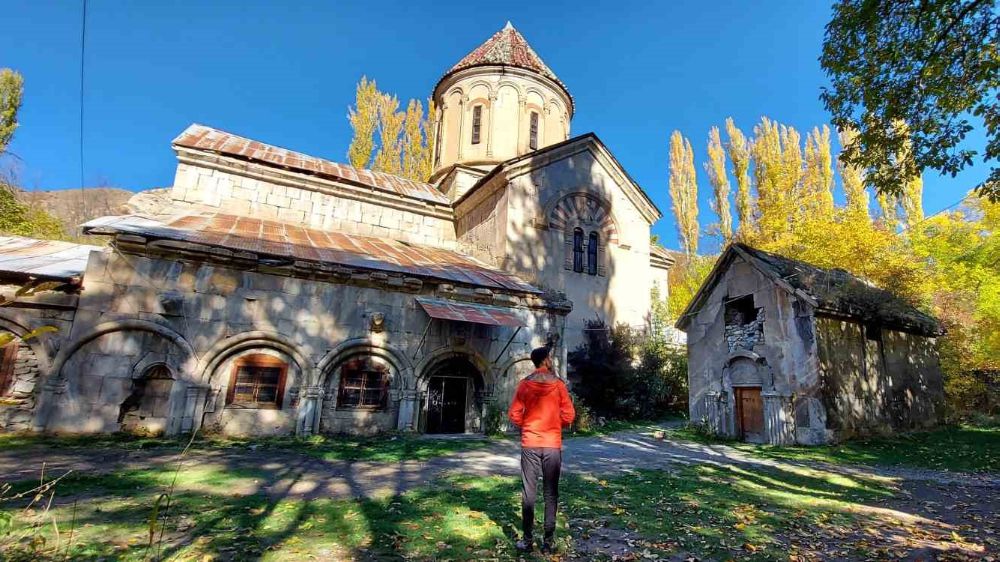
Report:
508,370,576,448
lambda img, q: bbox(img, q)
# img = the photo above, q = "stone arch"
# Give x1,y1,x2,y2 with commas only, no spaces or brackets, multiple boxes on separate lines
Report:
722,354,773,390
316,337,414,390
545,191,620,245
49,319,196,384
465,79,495,100
414,345,494,392
0,310,54,379
197,330,314,386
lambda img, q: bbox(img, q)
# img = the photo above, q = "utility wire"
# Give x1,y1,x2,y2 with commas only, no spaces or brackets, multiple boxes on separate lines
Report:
79,0,87,191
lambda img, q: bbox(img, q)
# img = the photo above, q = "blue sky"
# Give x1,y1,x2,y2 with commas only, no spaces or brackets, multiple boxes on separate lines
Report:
3,0,990,252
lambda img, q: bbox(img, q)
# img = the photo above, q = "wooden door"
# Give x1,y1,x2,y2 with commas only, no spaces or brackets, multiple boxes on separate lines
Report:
735,387,764,439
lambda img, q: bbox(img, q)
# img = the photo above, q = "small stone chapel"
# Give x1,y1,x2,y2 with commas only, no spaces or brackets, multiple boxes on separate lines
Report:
0,23,671,437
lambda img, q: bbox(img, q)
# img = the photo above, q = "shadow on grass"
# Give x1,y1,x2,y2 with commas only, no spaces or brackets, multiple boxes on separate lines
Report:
5,444,966,562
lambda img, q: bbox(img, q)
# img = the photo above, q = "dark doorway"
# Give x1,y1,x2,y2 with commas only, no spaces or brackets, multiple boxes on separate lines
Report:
426,376,468,434
735,386,764,440
423,356,483,434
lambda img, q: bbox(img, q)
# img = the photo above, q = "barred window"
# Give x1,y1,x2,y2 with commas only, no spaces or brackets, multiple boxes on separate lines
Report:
226,354,288,409
572,228,584,273
337,357,390,410
529,112,539,150
471,105,482,145
0,340,17,396
588,231,599,275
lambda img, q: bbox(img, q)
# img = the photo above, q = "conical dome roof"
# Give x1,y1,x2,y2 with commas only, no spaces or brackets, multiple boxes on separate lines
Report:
437,22,572,110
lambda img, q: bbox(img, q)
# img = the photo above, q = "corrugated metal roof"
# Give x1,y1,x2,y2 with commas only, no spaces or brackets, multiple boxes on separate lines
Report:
416,296,525,327
0,236,102,282
83,213,541,294
172,125,450,206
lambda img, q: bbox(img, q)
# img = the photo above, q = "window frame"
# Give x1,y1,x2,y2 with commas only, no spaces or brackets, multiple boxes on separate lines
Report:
0,340,17,396
225,354,288,410
529,111,539,150
587,231,599,275
572,228,584,273
471,105,482,145
337,357,391,411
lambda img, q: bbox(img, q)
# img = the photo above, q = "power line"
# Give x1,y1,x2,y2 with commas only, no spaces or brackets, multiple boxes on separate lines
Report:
78,0,87,190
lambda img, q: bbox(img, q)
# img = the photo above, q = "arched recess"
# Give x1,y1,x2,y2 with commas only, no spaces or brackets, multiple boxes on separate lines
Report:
197,331,314,387
413,345,494,392
49,319,197,384
316,337,414,390
37,318,198,435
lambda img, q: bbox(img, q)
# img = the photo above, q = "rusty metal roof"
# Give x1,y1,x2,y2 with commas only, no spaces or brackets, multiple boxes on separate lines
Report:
0,236,102,282
82,213,540,294
172,124,450,206
416,296,526,327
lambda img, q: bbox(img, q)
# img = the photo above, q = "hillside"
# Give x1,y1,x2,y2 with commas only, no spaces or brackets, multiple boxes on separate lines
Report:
20,187,135,237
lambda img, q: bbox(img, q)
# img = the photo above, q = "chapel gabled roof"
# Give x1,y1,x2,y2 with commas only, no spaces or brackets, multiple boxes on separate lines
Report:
675,244,943,337
437,22,573,110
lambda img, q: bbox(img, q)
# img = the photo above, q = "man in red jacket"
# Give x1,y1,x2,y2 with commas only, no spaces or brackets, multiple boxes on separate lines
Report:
508,345,575,553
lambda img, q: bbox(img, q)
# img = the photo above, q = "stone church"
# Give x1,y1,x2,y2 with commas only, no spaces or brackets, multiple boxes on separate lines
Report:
679,244,944,445
0,23,670,437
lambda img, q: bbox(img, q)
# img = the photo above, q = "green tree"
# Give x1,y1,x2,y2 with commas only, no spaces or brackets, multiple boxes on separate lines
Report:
669,131,699,256
705,127,733,243
0,185,65,240
821,0,1000,200
0,69,23,155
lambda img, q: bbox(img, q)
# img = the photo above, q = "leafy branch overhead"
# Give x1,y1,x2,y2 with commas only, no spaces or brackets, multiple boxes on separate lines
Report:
821,0,1000,200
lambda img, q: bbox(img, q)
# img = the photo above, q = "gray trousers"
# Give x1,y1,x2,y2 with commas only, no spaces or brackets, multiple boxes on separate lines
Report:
520,447,562,539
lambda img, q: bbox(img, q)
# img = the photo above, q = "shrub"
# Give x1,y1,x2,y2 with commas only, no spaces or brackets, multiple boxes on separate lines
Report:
483,402,505,436
568,319,687,420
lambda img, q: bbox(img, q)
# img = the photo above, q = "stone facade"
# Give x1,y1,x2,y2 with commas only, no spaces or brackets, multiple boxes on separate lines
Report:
679,244,944,445
1,22,672,439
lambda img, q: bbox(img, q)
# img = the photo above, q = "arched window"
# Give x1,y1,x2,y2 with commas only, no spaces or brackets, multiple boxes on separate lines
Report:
471,105,483,145
227,354,288,409
572,228,584,273
338,357,390,410
588,231,599,275
529,112,539,150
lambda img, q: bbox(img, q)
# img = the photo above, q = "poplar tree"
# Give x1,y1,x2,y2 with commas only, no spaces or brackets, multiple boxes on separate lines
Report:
753,118,802,241
401,99,425,180
669,131,699,256
804,125,834,218
420,99,439,181
0,69,24,155
705,126,733,243
373,93,404,176
724,118,754,240
347,77,380,170
838,128,870,221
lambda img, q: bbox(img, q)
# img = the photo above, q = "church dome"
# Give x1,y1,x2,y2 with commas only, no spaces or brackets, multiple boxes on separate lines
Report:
430,22,574,179
436,22,573,111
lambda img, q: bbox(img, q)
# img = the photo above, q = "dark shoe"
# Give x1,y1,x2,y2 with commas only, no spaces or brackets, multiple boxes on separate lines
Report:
515,538,534,553
541,537,556,554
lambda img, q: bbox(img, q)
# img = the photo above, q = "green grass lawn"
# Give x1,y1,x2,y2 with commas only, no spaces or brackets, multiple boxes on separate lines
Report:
0,452,895,561
0,431,496,463
668,422,1000,474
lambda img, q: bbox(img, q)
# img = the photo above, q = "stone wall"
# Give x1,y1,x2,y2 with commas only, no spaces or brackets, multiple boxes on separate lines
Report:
453,144,656,351
686,255,825,445
34,247,567,437
0,287,78,432
169,157,457,248
816,316,943,439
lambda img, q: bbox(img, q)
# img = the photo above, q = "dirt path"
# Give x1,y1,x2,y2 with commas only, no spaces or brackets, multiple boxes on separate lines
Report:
2,423,997,499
